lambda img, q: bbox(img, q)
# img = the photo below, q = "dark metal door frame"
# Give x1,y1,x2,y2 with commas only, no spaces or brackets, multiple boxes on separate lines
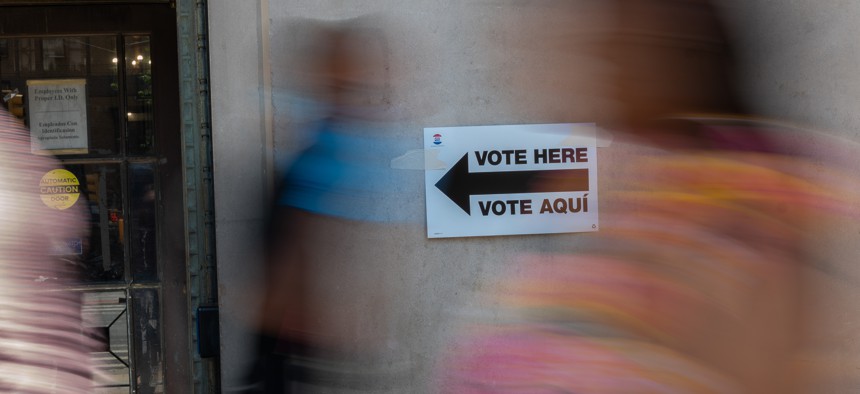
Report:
0,2,219,392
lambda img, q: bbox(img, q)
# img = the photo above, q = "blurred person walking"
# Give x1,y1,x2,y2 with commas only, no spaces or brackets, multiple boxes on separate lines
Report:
242,18,412,393
438,0,860,393
0,99,94,392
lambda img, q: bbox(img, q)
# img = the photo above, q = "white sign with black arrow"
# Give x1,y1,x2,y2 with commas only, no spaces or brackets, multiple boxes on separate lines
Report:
424,123,598,238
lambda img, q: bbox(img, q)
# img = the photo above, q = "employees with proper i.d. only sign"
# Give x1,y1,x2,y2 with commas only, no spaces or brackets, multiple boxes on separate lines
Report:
424,123,598,238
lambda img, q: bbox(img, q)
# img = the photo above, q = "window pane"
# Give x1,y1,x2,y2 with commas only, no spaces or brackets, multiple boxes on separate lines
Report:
125,35,153,155
42,37,87,75
131,288,164,393
130,162,157,281
18,38,37,74
0,39,12,90
0,36,120,155
66,163,126,282
82,290,131,392
86,36,122,155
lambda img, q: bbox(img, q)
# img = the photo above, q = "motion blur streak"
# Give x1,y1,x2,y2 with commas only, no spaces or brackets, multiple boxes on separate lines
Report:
440,129,860,392
243,18,413,393
0,104,95,393
437,0,860,392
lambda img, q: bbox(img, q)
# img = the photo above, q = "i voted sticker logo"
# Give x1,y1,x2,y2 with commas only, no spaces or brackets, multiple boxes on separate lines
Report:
433,134,442,145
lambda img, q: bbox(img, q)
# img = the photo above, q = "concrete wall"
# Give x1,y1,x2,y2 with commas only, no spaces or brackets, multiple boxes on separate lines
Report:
209,0,860,392
265,3,616,392
725,0,860,137
208,0,273,389
725,1,860,391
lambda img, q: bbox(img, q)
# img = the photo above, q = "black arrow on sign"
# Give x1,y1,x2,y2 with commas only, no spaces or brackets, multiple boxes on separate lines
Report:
435,153,589,215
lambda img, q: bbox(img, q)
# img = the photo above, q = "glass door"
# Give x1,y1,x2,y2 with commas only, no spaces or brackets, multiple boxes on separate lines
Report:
0,4,187,393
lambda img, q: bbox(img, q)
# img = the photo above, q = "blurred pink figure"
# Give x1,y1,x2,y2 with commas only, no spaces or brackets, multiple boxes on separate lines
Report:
440,139,860,392
437,0,860,393
0,102,94,392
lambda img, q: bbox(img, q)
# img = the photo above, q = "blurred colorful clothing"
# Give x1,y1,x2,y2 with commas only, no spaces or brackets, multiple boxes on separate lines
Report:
0,105,94,393
439,119,860,393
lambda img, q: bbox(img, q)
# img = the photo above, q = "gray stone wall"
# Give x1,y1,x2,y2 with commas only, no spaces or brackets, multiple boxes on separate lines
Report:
209,1,860,391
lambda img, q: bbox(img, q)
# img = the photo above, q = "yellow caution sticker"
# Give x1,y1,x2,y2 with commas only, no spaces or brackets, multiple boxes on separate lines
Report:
40,169,80,210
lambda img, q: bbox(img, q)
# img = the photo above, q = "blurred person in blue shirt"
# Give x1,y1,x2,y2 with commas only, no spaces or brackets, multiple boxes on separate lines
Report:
244,18,412,394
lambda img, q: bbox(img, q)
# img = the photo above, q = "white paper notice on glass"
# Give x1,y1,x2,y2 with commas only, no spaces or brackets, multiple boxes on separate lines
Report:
424,123,598,238
27,79,89,154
